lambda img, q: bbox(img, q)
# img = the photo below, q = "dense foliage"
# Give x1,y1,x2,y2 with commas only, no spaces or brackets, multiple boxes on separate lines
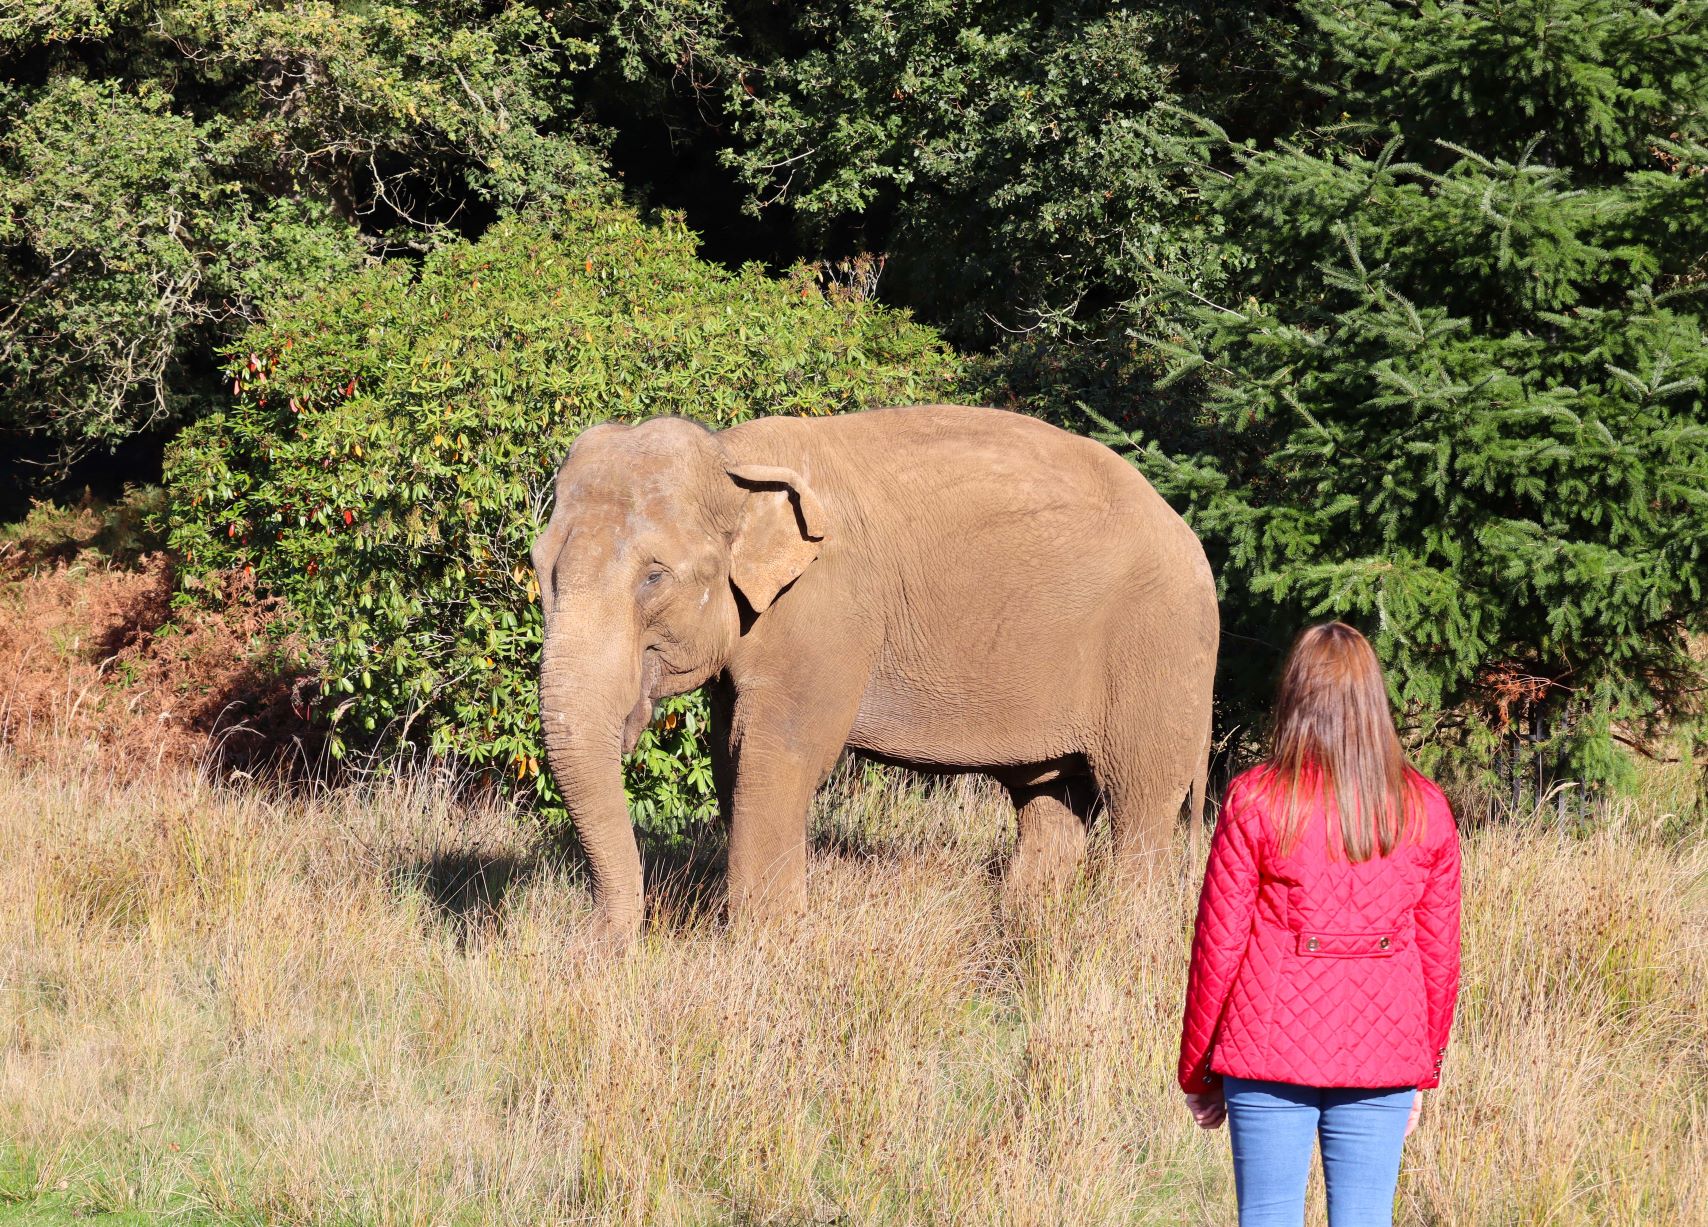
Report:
575,1,1308,347
165,206,956,835
715,1,1226,345
0,76,361,452
0,0,609,458
1105,0,1708,797
13,0,1707,815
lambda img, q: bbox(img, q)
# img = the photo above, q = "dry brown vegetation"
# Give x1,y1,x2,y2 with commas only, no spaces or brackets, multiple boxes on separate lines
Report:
0,493,316,774
1,746,1703,1226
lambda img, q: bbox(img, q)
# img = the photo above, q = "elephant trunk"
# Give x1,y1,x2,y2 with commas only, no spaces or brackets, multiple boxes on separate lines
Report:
539,625,648,943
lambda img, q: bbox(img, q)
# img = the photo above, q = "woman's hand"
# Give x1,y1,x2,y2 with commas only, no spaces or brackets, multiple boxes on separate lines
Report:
1405,1091,1424,1137
1185,1086,1227,1130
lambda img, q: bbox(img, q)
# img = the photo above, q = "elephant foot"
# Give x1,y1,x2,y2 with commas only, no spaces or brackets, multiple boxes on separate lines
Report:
1108,840,1171,888
725,875,808,934
726,813,810,930
585,906,644,951
1003,789,1089,903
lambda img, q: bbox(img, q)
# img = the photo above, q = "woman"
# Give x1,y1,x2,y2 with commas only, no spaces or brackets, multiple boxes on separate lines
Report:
1178,622,1462,1227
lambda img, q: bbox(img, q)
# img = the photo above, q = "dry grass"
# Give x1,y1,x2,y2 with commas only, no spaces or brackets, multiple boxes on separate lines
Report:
0,752,1704,1226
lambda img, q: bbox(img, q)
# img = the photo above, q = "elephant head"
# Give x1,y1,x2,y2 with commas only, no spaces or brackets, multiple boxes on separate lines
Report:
530,417,826,942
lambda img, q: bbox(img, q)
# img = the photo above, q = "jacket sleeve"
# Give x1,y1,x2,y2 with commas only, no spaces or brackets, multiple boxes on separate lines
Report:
1414,801,1463,1090
1178,781,1262,1093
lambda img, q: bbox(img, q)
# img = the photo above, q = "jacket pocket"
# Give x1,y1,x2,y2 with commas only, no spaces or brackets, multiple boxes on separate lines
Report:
1296,930,1405,957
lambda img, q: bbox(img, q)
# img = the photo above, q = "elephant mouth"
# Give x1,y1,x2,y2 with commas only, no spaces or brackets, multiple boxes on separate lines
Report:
620,648,666,755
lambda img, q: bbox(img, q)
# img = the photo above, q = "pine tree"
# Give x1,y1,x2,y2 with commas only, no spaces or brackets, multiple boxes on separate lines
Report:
1114,0,1708,801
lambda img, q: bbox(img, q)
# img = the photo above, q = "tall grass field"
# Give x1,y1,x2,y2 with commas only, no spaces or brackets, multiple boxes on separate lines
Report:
1,749,1704,1225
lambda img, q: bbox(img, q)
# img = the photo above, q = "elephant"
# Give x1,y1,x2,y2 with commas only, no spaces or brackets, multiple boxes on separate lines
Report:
531,403,1218,942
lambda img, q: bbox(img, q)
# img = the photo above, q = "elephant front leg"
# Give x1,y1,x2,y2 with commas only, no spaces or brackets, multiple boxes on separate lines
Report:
722,690,859,925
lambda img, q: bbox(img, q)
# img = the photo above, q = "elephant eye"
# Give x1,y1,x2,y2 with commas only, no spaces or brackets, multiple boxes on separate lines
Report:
643,569,666,586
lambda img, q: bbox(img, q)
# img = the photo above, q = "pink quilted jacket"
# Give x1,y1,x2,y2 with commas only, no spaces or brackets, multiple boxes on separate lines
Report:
1178,765,1462,1094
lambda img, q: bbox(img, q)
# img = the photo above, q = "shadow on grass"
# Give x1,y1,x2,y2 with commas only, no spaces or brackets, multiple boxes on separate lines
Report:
399,849,544,946
641,829,728,931
397,826,731,944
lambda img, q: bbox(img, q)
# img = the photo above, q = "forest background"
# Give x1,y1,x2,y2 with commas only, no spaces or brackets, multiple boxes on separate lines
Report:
3,0,1706,831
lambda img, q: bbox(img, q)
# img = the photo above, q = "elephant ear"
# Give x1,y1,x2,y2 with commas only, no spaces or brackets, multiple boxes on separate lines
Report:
726,463,827,613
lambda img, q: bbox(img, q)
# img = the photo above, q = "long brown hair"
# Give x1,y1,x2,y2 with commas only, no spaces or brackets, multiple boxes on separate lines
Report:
1265,622,1420,861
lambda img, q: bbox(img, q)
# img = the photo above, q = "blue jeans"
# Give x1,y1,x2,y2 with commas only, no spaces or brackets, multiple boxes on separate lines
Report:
1223,1076,1415,1227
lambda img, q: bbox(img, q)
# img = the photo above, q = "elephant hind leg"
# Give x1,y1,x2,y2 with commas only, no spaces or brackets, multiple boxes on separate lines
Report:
1003,777,1096,901
1091,689,1213,878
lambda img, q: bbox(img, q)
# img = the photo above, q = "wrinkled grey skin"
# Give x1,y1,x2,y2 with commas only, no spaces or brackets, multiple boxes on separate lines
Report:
533,405,1218,942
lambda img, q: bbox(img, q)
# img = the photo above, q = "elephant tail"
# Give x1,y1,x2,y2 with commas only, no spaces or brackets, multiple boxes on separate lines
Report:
1189,714,1212,862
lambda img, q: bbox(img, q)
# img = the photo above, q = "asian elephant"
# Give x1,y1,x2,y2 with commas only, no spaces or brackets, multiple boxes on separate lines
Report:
532,404,1218,942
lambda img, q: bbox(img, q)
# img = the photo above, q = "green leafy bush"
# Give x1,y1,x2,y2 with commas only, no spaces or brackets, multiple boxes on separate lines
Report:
165,205,957,838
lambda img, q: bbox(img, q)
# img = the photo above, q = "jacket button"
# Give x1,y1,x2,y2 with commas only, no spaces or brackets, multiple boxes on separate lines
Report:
1378,937,1391,950
1307,937,1320,951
